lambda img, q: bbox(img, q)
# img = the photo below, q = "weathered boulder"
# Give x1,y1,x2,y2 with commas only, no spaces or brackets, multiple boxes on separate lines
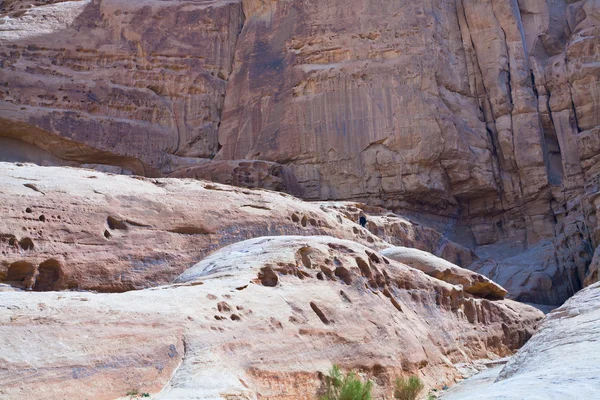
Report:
380,246,507,299
441,282,600,399
0,235,543,400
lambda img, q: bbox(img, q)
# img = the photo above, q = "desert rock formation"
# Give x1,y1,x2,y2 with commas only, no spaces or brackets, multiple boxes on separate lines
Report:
441,282,600,399
0,234,543,400
1,0,598,305
0,0,243,175
380,246,507,299
0,162,392,292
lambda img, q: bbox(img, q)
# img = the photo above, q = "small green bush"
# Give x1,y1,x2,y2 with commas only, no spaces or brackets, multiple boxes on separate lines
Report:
320,365,373,400
393,376,424,400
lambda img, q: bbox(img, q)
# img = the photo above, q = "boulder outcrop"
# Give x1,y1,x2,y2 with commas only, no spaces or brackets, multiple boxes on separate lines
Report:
0,235,543,400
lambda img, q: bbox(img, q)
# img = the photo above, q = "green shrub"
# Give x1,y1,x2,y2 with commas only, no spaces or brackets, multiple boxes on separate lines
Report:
393,376,424,400
320,365,373,400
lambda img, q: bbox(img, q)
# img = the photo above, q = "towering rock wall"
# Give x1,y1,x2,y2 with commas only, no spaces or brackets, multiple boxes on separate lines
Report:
1,0,599,301
214,0,600,302
218,0,599,247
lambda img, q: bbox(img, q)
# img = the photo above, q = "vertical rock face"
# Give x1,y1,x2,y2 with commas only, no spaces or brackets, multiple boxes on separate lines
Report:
218,0,499,217
1,0,599,300
216,0,598,247
215,0,600,299
0,0,243,174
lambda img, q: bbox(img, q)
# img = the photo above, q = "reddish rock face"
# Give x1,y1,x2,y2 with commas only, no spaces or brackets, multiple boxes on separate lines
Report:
0,162,390,292
217,0,598,248
1,0,599,300
0,0,244,174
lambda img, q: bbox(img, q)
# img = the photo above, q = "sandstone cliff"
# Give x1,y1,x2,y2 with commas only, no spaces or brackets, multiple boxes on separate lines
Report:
1,0,598,305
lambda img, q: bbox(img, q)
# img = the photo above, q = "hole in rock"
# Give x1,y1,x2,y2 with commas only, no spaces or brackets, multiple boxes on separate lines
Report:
310,302,331,325
258,267,278,287
301,216,308,227
366,251,380,264
104,230,111,239
34,258,64,291
217,302,231,313
320,266,334,280
356,257,371,278
6,261,36,287
25,207,32,213
339,290,352,303
18,237,34,250
297,247,313,268
38,215,45,222
291,213,300,223
107,216,128,230
334,267,353,285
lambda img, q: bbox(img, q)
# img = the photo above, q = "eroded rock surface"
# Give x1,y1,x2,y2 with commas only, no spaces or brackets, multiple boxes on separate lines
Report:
0,0,244,174
1,0,599,304
441,282,600,399
169,159,303,196
0,236,543,400
380,246,507,299
0,162,388,292
319,202,478,268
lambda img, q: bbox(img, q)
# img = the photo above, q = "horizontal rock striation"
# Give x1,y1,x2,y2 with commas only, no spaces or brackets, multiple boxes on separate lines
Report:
0,0,244,174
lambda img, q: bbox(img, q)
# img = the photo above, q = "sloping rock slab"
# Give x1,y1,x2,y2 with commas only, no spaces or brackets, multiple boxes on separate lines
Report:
0,162,386,292
0,236,543,400
441,282,600,400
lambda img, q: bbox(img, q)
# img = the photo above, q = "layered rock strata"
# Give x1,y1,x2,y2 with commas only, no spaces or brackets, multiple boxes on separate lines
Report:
1,0,599,303
0,0,244,174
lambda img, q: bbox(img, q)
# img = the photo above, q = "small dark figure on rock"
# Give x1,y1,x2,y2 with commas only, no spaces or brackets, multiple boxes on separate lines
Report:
359,214,367,228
